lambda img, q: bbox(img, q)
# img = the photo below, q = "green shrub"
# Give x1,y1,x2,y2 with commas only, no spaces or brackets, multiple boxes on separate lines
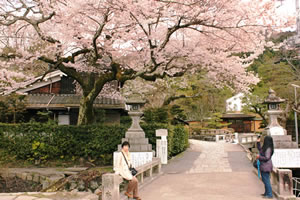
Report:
0,122,126,164
172,126,189,155
120,115,132,128
143,108,168,124
0,121,189,165
141,123,168,151
141,123,189,158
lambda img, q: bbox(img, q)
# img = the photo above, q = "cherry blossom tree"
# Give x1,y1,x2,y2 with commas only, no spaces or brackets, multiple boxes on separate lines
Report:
0,0,287,125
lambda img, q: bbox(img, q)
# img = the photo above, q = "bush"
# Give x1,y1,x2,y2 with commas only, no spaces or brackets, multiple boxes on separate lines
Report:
172,126,189,155
0,121,189,165
141,123,189,158
0,122,126,164
120,115,132,128
143,108,168,124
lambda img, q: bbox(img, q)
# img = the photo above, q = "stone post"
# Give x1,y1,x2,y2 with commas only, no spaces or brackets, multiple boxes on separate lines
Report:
156,129,168,164
277,169,294,196
216,135,219,142
271,169,296,200
234,133,239,143
102,173,123,200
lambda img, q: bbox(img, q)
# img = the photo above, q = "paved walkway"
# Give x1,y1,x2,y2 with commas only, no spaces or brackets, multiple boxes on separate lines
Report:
140,140,266,200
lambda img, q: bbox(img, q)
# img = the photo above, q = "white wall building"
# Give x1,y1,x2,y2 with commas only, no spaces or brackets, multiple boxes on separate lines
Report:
226,93,245,112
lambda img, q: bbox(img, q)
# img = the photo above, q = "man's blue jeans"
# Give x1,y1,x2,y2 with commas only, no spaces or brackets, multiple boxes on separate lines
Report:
261,171,273,197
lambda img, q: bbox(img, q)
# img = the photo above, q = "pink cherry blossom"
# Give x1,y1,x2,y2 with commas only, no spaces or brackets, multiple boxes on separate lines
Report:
0,0,292,124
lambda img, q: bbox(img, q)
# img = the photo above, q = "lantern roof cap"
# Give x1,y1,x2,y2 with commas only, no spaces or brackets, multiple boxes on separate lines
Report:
263,88,285,104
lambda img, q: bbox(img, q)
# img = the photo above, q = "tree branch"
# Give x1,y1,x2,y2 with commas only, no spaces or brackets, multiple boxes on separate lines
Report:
92,9,110,59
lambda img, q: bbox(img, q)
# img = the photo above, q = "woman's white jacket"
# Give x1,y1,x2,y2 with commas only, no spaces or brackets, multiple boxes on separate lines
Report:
114,151,133,181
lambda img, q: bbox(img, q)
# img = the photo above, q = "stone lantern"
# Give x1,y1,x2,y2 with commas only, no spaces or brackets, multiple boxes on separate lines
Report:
125,97,146,135
113,96,153,169
263,89,287,136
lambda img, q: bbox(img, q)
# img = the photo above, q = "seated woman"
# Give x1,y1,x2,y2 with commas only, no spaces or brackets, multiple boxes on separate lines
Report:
115,141,141,200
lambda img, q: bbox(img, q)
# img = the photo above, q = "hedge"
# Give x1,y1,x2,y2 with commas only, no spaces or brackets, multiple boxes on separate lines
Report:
141,123,189,158
0,122,189,164
0,122,126,164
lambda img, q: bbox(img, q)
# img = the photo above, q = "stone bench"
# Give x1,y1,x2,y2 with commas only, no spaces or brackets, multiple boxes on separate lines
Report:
102,158,161,200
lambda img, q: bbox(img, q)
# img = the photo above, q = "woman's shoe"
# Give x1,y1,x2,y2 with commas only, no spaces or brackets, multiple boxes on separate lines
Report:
133,197,142,200
260,194,266,196
125,192,133,198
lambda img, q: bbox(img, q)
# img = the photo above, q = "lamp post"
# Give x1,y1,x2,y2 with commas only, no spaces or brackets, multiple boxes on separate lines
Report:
292,84,300,145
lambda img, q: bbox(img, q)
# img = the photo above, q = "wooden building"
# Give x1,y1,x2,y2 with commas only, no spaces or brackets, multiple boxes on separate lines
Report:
11,70,125,125
221,113,263,133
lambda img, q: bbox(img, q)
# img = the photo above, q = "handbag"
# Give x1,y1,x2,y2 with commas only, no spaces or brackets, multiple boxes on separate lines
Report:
253,159,258,168
121,152,138,176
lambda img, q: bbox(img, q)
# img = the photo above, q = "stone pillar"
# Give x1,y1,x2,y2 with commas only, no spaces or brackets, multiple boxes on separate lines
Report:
156,129,168,164
234,133,239,143
215,135,219,142
277,169,293,196
102,174,123,200
271,169,296,199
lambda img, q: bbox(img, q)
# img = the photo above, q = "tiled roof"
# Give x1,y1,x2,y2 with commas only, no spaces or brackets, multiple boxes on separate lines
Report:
25,94,125,109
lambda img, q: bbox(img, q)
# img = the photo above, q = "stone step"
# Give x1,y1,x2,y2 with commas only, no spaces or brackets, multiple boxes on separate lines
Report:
274,141,298,149
272,135,292,142
122,138,149,145
125,131,145,138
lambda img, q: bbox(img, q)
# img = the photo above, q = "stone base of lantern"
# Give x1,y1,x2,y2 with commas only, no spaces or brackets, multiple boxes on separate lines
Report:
113,152,153,169
264,126,287,136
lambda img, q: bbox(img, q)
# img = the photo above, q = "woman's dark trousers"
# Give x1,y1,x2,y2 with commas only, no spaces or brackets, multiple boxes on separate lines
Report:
261,171,273,197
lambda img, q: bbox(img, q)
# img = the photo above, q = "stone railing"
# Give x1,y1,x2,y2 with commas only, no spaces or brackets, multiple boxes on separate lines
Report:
102,158,161,200
292,177,300,198
190,129,233,141
271,168,297,200
238,133,259,149
240,141,297,200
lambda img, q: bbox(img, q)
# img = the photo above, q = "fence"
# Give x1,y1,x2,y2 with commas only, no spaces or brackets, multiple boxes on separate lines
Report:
293,177,300,198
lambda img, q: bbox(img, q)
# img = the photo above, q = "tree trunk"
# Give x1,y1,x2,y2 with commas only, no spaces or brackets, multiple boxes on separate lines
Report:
279,103,290,129
77,96,95,125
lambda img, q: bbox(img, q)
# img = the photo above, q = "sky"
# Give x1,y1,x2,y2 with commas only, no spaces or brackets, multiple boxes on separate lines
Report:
277,0,297,16
275,0,298,31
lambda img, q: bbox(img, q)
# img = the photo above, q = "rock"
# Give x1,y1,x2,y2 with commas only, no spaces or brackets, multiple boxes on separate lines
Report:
26,175,33,181
42,180,50,189
69,182,77,190
21,173,28,180
78,180,86,191
89,181,99,190
33,174,40,182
